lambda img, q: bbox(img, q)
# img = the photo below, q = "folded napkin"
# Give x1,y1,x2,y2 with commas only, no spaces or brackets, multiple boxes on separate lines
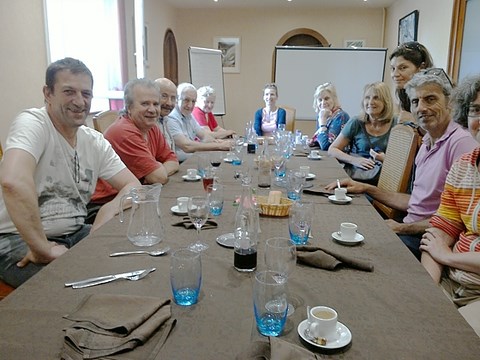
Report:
172,217,218,230
61,294,175,360
236,337,321,360
296,245,374,272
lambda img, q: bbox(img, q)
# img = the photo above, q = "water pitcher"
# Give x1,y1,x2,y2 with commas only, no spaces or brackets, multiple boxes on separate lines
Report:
119,184,165,246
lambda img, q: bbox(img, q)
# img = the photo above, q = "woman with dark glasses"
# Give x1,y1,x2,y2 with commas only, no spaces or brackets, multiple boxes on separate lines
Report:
390,41,434,123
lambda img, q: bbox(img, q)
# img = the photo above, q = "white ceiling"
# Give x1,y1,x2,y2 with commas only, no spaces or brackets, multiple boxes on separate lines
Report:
164,0,397,10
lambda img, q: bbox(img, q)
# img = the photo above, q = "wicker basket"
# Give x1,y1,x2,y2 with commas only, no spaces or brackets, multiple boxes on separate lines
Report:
256,196,293,217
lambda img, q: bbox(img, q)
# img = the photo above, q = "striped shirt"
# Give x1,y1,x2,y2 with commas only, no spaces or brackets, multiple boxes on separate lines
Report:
431,147,480,287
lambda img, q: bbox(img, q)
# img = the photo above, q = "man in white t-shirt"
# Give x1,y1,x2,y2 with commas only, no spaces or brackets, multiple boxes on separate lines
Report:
0,58,140,287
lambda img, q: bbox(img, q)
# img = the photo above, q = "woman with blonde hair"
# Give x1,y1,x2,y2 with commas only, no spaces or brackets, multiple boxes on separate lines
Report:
309,82,350,150
328,82,397,184
253,83,286,136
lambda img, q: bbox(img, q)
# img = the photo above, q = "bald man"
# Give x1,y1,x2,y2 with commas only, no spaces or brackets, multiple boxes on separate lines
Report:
154,78,177,151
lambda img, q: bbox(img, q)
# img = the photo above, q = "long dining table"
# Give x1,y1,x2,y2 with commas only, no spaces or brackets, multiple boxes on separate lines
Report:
1,149,480,359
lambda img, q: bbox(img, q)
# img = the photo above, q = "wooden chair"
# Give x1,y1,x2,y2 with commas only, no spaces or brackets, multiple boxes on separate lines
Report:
92,110,119,134
281,105,296,132
0,281,14,300
373,124,419,220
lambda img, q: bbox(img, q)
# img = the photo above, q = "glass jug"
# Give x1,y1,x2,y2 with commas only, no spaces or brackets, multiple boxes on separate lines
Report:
119,184,165,247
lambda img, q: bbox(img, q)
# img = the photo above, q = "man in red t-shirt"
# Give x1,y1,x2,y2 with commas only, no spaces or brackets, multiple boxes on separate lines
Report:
91,79,179,205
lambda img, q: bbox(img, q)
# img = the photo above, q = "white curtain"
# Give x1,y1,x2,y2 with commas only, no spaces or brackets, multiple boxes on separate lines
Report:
45,0,123,111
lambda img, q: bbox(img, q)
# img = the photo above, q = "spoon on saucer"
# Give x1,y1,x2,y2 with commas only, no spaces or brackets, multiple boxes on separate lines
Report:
109,247,170,257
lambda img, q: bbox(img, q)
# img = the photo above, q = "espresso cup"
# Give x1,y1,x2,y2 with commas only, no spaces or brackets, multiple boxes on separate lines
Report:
308,306,338,341
310,150,321,158
334,187,347,200
177,197,189,212
187,168,198,179
340,222,358,240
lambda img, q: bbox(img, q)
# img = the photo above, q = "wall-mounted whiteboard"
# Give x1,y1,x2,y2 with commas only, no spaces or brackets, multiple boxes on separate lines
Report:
189,46,226,116
274,47,387,120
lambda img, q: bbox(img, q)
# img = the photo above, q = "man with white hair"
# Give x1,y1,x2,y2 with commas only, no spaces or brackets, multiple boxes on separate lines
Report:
166,82,231,162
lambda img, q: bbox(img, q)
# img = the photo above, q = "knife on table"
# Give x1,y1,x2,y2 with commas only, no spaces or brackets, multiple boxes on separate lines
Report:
65,268,156,289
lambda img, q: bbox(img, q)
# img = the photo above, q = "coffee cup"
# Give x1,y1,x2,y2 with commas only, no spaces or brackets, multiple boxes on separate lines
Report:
334,187,347,200
310,150,321,158
340,222,358,240
308,306,338,341
299,165,310,177
187,168,198,179
177,197,189,212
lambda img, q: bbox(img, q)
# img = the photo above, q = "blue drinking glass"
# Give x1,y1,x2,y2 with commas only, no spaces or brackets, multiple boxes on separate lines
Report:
170,249,202,306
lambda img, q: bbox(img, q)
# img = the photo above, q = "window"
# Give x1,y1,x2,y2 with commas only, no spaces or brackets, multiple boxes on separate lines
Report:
44,0,124,112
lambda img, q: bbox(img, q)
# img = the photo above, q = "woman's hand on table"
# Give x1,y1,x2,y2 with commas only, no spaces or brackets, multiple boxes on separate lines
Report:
351,156,376,170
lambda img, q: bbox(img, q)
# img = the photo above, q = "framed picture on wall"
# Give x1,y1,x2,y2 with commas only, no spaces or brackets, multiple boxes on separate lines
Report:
214,37,241,73
398,10,419,45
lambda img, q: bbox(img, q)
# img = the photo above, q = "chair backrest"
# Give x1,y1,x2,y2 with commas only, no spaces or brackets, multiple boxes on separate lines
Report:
373,124,419,219
92,110,119,133
281,105,296,132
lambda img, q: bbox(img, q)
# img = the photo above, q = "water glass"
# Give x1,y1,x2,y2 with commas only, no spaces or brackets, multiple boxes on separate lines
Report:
207,184,224,216
288,200,314,245
197,153,208,177
253,270,288,337
170,248,202,306
286,170,306,200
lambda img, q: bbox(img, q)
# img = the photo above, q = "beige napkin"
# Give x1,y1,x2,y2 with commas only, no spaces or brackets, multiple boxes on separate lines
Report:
236,337,321,360
296,245,374,272
172,217,218,230
61,294,175,360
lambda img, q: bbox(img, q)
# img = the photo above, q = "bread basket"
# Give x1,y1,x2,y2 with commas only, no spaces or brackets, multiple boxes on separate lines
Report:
256,196,293,217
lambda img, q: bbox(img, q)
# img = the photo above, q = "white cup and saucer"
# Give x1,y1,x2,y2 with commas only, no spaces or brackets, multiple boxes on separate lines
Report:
298,305,352,349
307,150,322,160
331,222,364,245
182,169,201,181
171,196,189,215
328,187,352,204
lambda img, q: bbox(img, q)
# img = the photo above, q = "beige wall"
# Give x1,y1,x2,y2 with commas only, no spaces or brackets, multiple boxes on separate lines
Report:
0,1,455,146
173,8,385,136
0,0,48,146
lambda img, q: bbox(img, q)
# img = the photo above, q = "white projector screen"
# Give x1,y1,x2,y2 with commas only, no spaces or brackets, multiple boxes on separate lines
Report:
189,46,226,116
274,47,387,120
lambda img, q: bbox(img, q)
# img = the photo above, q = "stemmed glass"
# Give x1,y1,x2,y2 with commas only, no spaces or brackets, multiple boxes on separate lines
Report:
264,237,297,316
210,151,223,168
271,148,286,185
187,196,210,252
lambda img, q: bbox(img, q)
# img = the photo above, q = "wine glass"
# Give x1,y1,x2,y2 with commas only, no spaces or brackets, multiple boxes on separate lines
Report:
210,151,223,168
264,237,297,316
187,196,210,252
271,148,286,185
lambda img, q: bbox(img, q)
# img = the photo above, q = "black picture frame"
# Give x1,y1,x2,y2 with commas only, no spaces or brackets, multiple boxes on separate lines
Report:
398,10,419,45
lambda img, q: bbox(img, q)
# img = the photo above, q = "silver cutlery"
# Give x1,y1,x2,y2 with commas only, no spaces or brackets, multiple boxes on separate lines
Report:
65,268,156,289
109,247,170,257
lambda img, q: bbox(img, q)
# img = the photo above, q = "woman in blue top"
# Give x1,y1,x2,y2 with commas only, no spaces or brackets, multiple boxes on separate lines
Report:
328,82,396,170
309,83,350,150
253,83,286,136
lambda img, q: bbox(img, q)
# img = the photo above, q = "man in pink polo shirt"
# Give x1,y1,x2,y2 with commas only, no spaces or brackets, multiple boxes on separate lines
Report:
327,69,478,259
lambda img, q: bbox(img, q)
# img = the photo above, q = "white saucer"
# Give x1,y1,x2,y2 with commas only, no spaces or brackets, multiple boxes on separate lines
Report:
298,319,352,349
328,195,352,204
305,173,316,181
182,174,201,181
307,155,322,160
223,158,233,163
171,205,188,216
216,233,235,248
331,231,364,245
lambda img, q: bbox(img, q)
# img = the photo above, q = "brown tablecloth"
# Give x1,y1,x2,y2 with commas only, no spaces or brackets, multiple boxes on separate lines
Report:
1,152,479,359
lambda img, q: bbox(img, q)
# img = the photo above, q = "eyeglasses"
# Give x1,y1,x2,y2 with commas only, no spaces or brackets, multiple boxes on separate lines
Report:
468,104,480,118
419,68,453,88
74,150,80,183
401,42,421,52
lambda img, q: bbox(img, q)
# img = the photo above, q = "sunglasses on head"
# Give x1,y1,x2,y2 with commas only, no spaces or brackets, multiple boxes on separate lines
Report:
419,68,453,88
